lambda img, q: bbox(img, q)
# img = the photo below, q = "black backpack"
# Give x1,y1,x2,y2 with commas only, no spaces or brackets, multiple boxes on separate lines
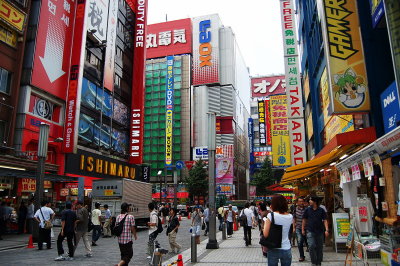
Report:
113,214,128,237
155,214,163,234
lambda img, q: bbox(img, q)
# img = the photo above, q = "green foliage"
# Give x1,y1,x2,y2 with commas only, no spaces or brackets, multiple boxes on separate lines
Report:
184,160,208,200
250,157,275,196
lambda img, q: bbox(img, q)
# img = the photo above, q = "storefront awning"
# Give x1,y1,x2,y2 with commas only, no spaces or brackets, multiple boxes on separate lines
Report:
0,168,78,182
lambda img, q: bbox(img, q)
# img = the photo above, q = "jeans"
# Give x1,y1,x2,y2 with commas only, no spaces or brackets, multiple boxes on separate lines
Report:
205,221,209,234
38,227,51,249
307,232,324,265
57,231,74,257
218,217,223,230
243,225,252,245
267,248,292,266
147,231,158,255
227,221,233,235
92,225,101,242
296,228,306,259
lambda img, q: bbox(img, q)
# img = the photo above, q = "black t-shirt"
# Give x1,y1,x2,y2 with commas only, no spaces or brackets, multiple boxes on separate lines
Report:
167,216,180,234
303,207,327,234
62,209,77,233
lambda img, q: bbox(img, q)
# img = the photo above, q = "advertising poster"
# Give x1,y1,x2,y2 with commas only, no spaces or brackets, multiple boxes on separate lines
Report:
216,158,234,184
251,76,286,98
380,81,400,133
258,100,267,145
249,185,256,198
270,95,291,167
216,184,234,196
324,115,354,144
103,0,118,92
332,213,350,241
319,0,371,114
86,0,109,42
165,55,174,166
265,99,272,145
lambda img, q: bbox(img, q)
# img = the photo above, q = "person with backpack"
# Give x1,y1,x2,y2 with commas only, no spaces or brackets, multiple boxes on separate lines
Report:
115,202,137,266
167,208,181,254
240,202,255,246
74,201,92,258
147,202,161,259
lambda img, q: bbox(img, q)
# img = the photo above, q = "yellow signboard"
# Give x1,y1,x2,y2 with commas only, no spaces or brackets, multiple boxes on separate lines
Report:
0,23,16,47
321,0,370,114
270,95,291,167
320,68,330,125
324,115,354,144
0,0,26,33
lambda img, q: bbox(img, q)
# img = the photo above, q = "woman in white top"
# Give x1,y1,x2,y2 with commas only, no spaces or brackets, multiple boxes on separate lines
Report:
263,194,293,266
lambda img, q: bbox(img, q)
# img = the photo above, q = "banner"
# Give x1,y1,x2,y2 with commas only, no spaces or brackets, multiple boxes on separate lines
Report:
380,81,400,133
319,0,371,114
0,0,26,32
270,95,291,167
130,0,148,164
251,76,286,98
103,0,118,92
216,158,234,184
265,99,272,145
165,55,174,166
258,100,267,145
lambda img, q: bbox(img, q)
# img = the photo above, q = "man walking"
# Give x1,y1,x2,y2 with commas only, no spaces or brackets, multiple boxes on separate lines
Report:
115,202,137,266
217,205,224,231
147,202,159,259
26,200,34,234
167,208,181,254
293,197,307,262
224,204,236,238
302,196,329,266
74,201,92,258
55,202,76,261
91,202,102,246
34,200,55,250
103,204,112,237
203,204,210,236
241,202,255,246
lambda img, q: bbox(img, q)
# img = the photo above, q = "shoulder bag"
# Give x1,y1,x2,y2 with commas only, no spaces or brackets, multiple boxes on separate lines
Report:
259,212,282,249
39,207,53,230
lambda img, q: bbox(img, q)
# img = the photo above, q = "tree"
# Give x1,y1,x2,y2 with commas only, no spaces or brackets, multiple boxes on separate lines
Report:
250,157,275,197
184,160,208,202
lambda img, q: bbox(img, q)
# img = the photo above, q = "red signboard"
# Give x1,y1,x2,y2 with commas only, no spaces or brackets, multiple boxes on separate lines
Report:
251,76,286,98
216,116,234,134
130,0,148,164
63,0,88,153
185,161,195,170
146,18,192,59
31,0,76,100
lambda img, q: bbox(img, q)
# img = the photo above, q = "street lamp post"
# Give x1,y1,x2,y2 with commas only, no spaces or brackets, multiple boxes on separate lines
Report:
157,170,162,204
173,170,178,209
206,113,218,249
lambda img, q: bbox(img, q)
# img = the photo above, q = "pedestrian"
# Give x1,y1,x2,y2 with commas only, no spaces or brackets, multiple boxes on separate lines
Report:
302,196,329,266
250,202,258,228
91,202,102,246
167,208,181,254
103,204,112,238
162,204,170,226
74,201,92,258
293,197,307,262
263,194,293,266
258,202,268,257
191,206,202,244
26,200,34,234
115,202,137,266
203,204,210,236
17,201,27,234
224,204,236,238
55,202,76,261
147,202,159,259
34,200,55,250
240,202,255,246
0,202,6,240
217,205,224,231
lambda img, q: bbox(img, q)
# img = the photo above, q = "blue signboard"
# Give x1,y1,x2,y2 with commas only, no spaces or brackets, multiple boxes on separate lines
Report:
369,0,385,28
176,160,184,170
380,82,400,133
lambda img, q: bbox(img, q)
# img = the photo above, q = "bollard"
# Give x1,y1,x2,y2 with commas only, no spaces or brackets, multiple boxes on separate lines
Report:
222,222,227,240
177,254,183,266
191,233,197,263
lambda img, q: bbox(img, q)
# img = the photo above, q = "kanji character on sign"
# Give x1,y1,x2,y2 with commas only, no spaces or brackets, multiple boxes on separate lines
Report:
88,1,104,36
289,67,297,74
272,105,287,111
273,118,288,124
286,38,295,45
287,48,295,55
269,79,282,93
48,0,56,15
289,77,297,85
64,0,71,13
287,57,296,66
61,13,69,26
146,34,157,48
173,29,186,44
159,31,171,46
285,30,294,36
253,80,270,94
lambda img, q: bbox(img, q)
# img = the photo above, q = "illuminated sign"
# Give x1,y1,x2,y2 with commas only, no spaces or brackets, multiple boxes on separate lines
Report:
165,56,174,166
0,0,26,33
258,100,267,145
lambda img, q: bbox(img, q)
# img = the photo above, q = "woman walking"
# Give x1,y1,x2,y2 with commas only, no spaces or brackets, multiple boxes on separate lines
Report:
191,206,202,244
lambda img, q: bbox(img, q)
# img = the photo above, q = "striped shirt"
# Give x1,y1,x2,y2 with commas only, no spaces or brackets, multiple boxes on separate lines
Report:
294,206,305,230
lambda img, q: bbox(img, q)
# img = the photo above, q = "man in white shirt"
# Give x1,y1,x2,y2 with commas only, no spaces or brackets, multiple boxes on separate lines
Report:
147,202,159,259
203,204,210,236
241,202,255,246
34,200,55,250
102,204,112,237
91,202,102,246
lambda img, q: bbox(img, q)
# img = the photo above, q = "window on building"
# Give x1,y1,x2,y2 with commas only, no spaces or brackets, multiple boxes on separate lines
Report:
0,121,6,145
0,67,12,94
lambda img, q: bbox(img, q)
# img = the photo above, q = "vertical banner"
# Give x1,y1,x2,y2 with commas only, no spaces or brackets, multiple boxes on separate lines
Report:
270,95,291,167
280,0,307,166
63,0,89,153
265,99,272,145
165,55,174,166
318,0,371,114
130,0,148,164
86,0,108,42
104,0,118,92
369,0,385,27
258,100,267,145
216,158,234,184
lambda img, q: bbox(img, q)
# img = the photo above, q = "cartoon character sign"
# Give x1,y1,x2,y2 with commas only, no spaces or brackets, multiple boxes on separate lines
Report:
334,68,366,109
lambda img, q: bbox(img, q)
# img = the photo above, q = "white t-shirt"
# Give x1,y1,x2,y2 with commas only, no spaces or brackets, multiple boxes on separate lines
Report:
226,210,234,222
149,210,158,234
92,209,101,225
267,212,293,250
242,208,254,226
34,206,54,228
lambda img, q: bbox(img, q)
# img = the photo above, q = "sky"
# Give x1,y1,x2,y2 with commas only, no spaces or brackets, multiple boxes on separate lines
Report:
147,0,285,77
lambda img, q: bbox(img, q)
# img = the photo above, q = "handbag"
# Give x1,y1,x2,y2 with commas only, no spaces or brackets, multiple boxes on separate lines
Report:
259,212,282,249
39,207,53,230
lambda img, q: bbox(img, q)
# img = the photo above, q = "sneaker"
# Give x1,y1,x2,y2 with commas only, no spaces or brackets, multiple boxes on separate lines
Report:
54,255,65,261
176,248,181,254
147,256,151,259
92,242,98,246
85,253,92,258
65,256,74,261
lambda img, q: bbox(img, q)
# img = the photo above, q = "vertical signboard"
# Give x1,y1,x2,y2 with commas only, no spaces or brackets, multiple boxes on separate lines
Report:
318,0,371,114
216,158,234,184
192,14,221,85
31,0,76,100
86,0,108,42
280,0,307,166
248,118,255,166
165,55,174,166
63,0,88,153
104,0,118,92
270,95,291,167
265,99,272,145
380,82,400,133
258,100,267,146
130,0,148,164
369,0,385,27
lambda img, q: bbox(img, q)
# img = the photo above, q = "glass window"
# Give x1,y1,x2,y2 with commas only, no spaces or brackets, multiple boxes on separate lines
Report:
160,77,166,84
175,98,181,104
152,115,158,122
146,64,153,71
174,145,181,152
174,82,181,89
174,60,182,67
158,154,164,161
144,154,150,161
153,77,160,84
174,68,182,75
153,63,160,70
160,123,165,129
160,84,166,92
144,123,151,130
144,139,151,145
145,79,152,85
144,116,151,122
159,115,165,121
144,131,151,137
160,63,167,69
161,70,167,76
173,129,181,135
175,138,181,144
145,72,152,78
175,106,181,112
0,68,11,94
174,90,181,97
175,113,181,120
174,75,182,82
153,71,161,77
174,121,181,127
145,86,152,93
152,101,159,107
145,101,151,107
158,146,164,152
145,108,151,115
153,85,160,92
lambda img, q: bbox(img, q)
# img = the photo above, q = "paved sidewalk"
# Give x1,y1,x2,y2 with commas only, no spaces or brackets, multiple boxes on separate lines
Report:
0,227,61,251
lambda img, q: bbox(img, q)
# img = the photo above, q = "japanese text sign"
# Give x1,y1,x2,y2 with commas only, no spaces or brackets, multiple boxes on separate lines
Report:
351,163,361,180
0,0,26,33
258,100,267,146
165,56,174,166
86,0,109,42
265,99,272,145
380,81,400,133
251,76,286,98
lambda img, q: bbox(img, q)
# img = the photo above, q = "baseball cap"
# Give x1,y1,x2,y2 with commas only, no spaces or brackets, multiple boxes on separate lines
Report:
121,202,132,211
76,200,83,205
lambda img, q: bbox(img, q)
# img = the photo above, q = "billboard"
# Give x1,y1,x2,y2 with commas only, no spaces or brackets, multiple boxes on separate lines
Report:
216,145,234,159
165,56,174,166
193,146,208,160
380,82,400,133
216,158,234,184
63,0,88,153
31,0,76,100
251,76,286,98
265,99,272,145
130,0,148,164
319,0,370,114
0,0,26,33
324,115,354,144
369,0,385,28
192,14,221,85
146,18,192,59
258,100,267,145
86,0,108,42
103,0,118,92
270,95,291,167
